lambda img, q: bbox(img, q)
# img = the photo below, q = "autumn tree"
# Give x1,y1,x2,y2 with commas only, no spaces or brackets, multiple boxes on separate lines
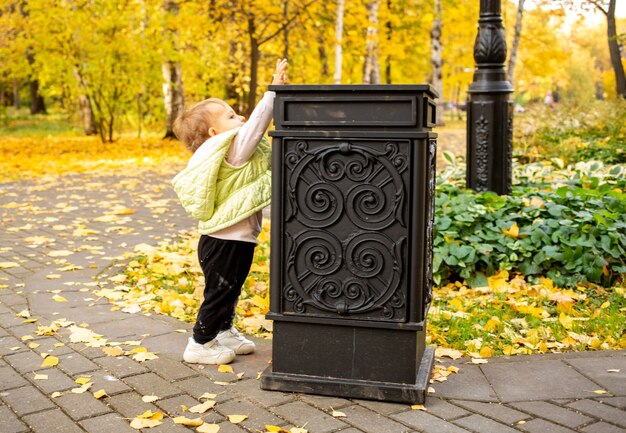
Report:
162,0,185,139
430,0,443,124
363,0,381,84
507,0,526,85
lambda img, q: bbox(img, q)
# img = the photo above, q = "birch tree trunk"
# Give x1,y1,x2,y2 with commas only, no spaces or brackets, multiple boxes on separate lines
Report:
604,0,626,98
334,0,345,84
507,0,525,84
162,0,185,139
429,0,444,125
363,0,381,84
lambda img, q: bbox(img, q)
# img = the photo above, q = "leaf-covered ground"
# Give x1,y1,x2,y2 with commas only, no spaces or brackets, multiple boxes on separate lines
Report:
99,224,625,359
0,135,186,182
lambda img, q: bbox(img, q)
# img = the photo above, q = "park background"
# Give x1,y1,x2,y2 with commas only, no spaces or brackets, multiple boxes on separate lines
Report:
0,0,625,358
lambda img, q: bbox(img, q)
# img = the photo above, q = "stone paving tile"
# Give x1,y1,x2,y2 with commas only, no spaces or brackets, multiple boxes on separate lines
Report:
518,419,580,433
146,418,194,433
55,391,111,420
155,394,223,423
392,410,472,433
80,413,137,433
123,372,181,399
299,394,353,411
422,397,471,420
141,356,197,382
232,378,296,408
88,314,176,341
0,336,27,356
27,337,74,357
580,422,626,433
56,351,100,375
340,404,412,433
453,414,520,433
273,401,347,433
481,360,601,402
217,397,288,432
451,400,529,424
212,421,249,433
354,399,408,415
565,357,626,396
93,354,148,378
509,401,594,428
0,405,29,433
567,399,626,428
84,370,132,396
175,376,235,403
430,363,499,402
29,368,76,394
23,408,85,433
597,396,626,410
0,366,29,391
0,385,57,416
106,391,161,419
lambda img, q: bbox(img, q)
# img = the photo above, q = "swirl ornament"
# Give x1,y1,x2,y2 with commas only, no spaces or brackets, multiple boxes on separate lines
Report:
282,138,409,321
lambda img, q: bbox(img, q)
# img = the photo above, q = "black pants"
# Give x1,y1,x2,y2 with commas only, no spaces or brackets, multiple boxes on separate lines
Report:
193,235,255,344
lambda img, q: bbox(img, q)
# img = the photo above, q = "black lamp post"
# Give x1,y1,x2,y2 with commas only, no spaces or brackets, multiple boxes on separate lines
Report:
466,0,514,195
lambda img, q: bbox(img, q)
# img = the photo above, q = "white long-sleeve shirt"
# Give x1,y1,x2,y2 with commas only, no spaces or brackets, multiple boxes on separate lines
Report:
209,91,275,244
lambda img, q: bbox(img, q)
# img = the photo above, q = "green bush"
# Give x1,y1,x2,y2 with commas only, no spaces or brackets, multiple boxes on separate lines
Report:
433,161,626,288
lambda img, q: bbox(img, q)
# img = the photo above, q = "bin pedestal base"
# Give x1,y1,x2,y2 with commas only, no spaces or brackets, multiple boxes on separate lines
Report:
260,321,435,404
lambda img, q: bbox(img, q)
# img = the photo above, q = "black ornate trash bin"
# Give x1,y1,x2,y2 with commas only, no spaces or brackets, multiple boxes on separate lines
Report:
260,85,438,403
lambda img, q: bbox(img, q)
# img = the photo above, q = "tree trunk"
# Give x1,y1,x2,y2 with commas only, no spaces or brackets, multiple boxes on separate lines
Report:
12,79,20,110
162,0,185,139
363,0,381,84
283,0,290,59
318,34,330,80
507,0,525,84
247,16,260,116
73,67,97,135
29,80,46,114
430,0,444,125
605,0,626,98
385,0,392,84
334,0,344,84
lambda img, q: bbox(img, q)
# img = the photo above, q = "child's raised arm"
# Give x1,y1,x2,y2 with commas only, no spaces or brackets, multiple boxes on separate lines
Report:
226,59,288,167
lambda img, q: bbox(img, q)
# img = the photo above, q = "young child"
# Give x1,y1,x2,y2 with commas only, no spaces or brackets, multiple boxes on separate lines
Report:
172,59,288,364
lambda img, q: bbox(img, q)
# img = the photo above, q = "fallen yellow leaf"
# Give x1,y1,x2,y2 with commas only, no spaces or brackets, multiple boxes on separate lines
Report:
103,347,125,357
218,364,234,374
130,418,162,429
227,415,248,424
142,395,159,403
290,428,308,433
331,410,346,418
52,294,68,302
75,377,91,385
471,358,488,365
0,262,19,268
51,391,62,398
435,347,463,360
172,416,204,427
41,356,59,367
411,404,427,411
34,374,48,380
189,400,216,414
265,426,288,433
196,424,220,433
199,393,217,400
93,389,108,399
593,390,608,395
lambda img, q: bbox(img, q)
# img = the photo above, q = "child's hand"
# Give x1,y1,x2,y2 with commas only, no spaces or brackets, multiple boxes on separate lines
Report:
272,58,288,85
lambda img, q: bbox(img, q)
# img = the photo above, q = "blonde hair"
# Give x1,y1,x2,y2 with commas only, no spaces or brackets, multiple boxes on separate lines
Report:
173,98,229,153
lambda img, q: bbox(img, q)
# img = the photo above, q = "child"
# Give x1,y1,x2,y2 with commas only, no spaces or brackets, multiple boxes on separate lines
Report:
172,59,288,364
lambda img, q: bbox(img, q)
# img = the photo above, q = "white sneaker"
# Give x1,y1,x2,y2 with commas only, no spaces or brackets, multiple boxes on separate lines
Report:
217,327,255,355
183,337,235,364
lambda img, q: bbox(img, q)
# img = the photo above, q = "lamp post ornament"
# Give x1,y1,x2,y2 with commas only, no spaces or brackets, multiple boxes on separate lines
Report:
467,0,514,195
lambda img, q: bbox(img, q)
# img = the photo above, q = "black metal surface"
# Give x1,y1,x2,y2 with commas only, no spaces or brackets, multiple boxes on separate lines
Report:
467,0,514,195
262,85,437,403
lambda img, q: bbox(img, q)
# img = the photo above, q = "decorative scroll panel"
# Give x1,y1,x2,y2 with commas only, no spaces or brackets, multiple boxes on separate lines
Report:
280,139,411,321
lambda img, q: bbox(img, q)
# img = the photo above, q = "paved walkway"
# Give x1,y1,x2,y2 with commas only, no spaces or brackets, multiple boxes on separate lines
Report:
0,170,624,433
